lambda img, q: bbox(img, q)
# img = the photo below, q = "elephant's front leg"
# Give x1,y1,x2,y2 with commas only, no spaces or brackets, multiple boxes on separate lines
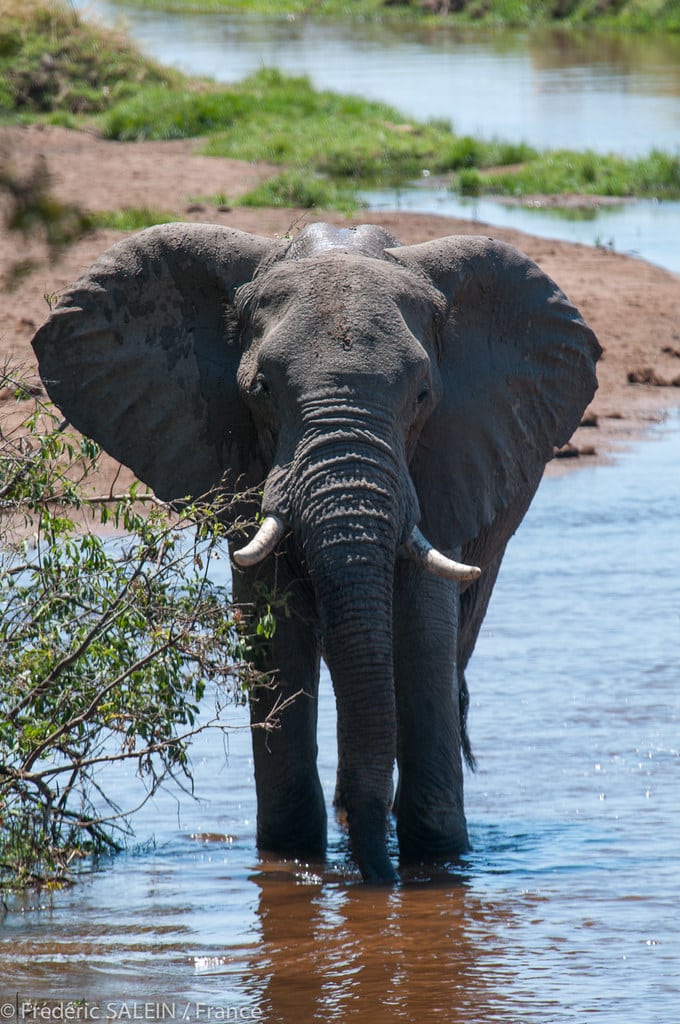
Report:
393,560,470,863
231,548,326,861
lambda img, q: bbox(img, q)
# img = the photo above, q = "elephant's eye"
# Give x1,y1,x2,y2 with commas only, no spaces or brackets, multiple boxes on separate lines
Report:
416,387,430,405
251,372,270,398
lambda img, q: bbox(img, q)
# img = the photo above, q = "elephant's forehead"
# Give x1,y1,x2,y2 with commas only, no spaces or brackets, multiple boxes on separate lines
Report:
239,254,444,371
249,253,430,311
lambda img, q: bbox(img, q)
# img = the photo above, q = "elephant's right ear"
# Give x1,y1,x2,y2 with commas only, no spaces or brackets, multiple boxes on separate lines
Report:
387,235,601,554
32,223,285,502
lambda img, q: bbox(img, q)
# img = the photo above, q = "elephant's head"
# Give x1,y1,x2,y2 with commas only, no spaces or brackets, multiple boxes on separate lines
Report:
32,221,600,881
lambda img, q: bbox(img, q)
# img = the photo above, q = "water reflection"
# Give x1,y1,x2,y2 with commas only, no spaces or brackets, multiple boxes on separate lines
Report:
529,27,680,92
245,875,490,1023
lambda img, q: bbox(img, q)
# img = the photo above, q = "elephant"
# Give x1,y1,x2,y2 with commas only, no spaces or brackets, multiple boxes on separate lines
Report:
31,221,600,882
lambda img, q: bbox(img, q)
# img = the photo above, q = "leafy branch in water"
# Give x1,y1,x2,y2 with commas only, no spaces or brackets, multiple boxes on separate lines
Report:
0,369,268,890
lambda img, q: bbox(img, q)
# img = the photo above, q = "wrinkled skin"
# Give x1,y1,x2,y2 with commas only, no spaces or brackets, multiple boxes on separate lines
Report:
32,222,600,882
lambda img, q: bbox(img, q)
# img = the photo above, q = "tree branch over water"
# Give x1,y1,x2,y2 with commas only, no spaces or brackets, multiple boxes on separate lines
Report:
0,370,271,890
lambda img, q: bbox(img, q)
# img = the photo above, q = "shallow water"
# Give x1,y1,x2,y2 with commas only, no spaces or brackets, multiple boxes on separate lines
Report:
365,189,680,273
3,417,679,1022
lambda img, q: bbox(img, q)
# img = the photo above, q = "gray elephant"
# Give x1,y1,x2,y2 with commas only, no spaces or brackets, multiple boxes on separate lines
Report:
32,221,600,882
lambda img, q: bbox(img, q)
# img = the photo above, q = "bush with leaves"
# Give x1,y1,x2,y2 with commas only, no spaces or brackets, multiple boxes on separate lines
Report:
0,370,270,890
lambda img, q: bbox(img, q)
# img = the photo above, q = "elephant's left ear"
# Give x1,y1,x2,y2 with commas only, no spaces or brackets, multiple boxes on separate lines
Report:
387,235,601,550
32,223,285,503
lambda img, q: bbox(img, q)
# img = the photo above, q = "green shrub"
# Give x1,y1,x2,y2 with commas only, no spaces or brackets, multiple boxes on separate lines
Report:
0,374,262,890
458,167,484,195
445,136,485,169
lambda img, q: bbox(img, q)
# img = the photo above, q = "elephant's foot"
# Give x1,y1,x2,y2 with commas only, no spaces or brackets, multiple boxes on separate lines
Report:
334,777,398,882
256,810,327,864
255,775,328,864
257,833,327,863
396,801,470,865
346,797,399,884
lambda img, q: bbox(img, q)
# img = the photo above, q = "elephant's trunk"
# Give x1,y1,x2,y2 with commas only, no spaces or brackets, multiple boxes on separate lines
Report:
290,420,409,882
312,556,397,881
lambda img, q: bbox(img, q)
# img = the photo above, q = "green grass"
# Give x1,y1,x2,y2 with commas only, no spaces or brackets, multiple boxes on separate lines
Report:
101,84,247,140
0,0,177,120
473,148,680,199
102,70,680,202
90,0,680,32
100,68,540,190
91,207,178,230
236,171,361,215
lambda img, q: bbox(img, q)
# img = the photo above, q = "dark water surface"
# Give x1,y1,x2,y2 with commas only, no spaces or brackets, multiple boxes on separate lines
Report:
3,418,679,1022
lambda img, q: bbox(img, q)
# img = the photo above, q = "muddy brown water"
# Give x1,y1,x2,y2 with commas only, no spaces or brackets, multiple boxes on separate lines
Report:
2,417,679,1022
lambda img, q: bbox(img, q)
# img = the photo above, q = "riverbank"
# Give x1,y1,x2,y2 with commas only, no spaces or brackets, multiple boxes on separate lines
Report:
3,2,680,210
2,123,680,494
87,0,680,34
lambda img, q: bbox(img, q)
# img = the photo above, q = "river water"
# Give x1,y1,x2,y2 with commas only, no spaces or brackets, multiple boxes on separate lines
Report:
72,3,680,156
3,415,680,1021
3,6,680,1020
71,1,680,270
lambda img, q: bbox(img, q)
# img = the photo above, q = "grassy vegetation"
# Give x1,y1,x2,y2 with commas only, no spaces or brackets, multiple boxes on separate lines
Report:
91,207,178,230
2,0,680,219
93,0,680,33
0,0,177,120
101,68,538,188
98,67,680,202
458,148,680,199
234,170,361,215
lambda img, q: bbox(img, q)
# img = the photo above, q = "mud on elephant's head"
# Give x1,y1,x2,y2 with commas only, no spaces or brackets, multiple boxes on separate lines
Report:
32,221,601,882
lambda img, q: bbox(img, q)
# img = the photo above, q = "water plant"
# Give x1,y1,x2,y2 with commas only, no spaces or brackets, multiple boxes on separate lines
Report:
479,148,680,200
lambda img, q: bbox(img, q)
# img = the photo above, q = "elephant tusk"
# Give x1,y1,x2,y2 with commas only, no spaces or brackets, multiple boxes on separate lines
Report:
233,514,286,567
404,526,482,583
